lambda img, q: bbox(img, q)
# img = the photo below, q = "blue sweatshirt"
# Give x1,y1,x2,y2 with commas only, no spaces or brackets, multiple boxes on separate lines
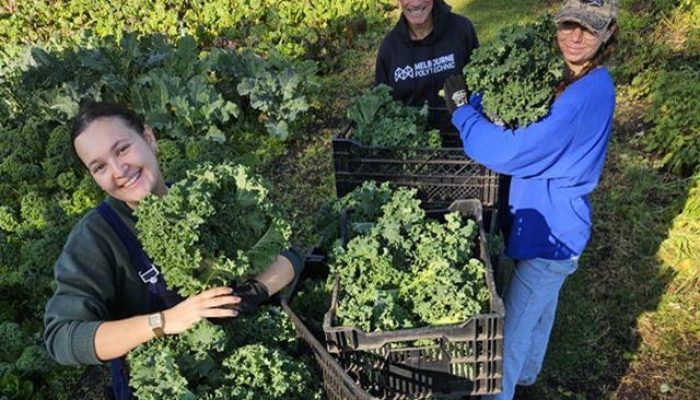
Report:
452,67,615,260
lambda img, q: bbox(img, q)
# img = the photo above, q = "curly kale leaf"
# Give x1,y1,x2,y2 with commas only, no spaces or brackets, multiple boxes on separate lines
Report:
316,180,395,251
0,322,27,364
226,305,297,351
329,185,490,331
128,306,316,400
235,53,317,140
136,162,291,297
127,322,226,400
465,15,563,128
219,344,322,400
348,84,441,148
289,279,332,335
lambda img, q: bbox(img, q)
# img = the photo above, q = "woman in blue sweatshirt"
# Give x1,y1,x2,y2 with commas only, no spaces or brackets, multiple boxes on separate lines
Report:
444,1,619,398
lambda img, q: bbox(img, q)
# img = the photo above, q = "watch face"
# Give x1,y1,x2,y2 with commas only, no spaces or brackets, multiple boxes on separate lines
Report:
148,313,165,338
148,313,162,328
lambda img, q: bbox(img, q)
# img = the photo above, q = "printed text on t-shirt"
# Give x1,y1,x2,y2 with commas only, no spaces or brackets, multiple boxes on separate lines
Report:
393,53,456,82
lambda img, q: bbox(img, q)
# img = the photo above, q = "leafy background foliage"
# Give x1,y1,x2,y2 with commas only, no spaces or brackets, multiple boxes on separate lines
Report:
0,0,394,72
614,0,700,176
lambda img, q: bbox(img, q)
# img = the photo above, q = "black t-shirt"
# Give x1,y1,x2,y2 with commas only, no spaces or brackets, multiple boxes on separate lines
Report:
374,0,479,108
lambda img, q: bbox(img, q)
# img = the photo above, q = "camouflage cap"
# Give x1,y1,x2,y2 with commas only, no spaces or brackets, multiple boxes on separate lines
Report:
555,0,618,36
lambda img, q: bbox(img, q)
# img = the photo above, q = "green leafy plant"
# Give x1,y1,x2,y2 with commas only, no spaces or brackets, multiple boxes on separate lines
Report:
289,279,332,336
464,16,563,128
328,184,489,332
128,306,322,400
347,84,441,148
220,344,321,400
234,51,318,140
0,0,394,74
0,321,78,400
643,67,700,175
136,162,291,297
316,181,395,251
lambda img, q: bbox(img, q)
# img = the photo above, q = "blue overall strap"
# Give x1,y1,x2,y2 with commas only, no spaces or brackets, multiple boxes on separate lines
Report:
110,359,132,400
96,201,181,309
96,201,181,400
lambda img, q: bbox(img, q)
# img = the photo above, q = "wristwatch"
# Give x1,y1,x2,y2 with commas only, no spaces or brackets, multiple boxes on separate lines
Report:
147,312,165,338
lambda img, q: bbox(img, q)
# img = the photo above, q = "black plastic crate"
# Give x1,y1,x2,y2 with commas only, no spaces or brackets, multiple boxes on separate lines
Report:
282,251,492,400
281,298,377,400
332,108,499,210
322,200,504,398
426,107,462,149
281,249,376,400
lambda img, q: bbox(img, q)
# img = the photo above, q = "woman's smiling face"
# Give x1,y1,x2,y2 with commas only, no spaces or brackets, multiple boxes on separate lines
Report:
556,21,607,74
74,117,166,209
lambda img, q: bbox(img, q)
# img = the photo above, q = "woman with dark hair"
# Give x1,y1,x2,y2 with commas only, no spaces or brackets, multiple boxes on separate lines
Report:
375,0,479,107
43,102,302,399
443,1,619,398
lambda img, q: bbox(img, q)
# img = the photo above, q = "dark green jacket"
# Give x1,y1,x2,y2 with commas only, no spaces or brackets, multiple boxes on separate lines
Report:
44,195,303,366
44,196,152,366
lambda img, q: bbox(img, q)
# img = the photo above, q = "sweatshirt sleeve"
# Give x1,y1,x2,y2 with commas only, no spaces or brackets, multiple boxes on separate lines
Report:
280,247,304,277
451,91,585,179
44,218,115,366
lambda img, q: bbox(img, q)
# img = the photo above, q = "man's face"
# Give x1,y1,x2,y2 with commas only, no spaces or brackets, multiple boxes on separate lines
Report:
399,0,434,28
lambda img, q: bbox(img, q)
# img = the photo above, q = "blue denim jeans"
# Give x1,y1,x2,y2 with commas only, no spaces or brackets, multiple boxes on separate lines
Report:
483,257,579,400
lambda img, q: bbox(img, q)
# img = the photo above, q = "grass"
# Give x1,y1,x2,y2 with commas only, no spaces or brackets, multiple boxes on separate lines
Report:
446,0,554,44
616,173,700,399
518,142,694,399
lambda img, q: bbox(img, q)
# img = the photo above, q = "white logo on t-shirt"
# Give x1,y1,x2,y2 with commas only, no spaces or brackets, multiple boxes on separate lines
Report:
393,53,456,82
394,65,414,81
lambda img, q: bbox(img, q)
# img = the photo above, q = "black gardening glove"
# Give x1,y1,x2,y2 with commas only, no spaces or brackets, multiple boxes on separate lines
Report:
443,75,470,114
230,279,270,315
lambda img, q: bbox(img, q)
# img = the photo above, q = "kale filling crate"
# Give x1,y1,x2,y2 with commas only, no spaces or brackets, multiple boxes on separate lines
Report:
322,199,504,398
332,107,500,211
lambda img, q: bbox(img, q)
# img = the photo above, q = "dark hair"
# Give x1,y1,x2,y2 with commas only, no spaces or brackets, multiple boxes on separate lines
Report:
555,21,619,96
70,101,145,165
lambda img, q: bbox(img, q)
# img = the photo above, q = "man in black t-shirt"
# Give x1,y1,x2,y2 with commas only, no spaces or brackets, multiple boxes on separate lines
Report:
375,0,479,108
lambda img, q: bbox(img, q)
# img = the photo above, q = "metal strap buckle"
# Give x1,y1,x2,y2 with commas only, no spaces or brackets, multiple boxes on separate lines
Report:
139,264,160,284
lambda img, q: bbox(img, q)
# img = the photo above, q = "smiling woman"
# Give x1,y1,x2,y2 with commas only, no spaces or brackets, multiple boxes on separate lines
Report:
73,116,167,210
44,102,303,400
399,0,435,39
442,1,620,399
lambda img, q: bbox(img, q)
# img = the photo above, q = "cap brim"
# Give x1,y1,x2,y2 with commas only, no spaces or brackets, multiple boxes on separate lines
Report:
555,10,609,35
